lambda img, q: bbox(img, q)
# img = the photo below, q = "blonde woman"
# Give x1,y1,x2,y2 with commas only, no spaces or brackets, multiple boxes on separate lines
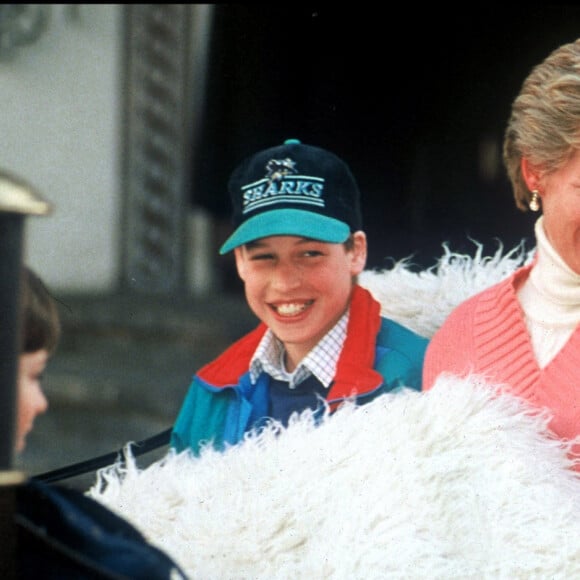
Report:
423,38,580,450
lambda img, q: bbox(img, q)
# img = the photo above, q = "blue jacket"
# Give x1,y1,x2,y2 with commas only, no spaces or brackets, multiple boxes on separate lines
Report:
171,286,428,455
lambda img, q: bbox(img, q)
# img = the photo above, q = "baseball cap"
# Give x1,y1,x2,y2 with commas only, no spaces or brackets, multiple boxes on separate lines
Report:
219,139,363,254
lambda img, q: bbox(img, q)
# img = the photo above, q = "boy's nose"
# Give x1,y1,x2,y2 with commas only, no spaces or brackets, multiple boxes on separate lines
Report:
271,262,301,290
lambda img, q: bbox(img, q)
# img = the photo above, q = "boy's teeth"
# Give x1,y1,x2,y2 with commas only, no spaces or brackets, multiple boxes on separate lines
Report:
277,303,306,316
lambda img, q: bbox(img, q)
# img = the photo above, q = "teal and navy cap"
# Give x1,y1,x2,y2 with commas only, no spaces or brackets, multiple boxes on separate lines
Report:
219,139,363,254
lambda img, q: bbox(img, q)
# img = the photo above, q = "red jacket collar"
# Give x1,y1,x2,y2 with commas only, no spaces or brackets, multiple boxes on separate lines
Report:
198,285,384,397
327,285,384,400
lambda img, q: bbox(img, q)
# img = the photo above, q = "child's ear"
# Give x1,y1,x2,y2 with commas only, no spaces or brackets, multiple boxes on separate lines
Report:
350,231,367,274
234,246,248,281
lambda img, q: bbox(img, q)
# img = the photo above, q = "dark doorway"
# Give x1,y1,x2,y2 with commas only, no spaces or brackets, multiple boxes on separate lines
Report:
191,5,580,288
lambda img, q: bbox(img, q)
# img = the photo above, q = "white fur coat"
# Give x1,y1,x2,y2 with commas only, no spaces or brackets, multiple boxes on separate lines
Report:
89,243,580,578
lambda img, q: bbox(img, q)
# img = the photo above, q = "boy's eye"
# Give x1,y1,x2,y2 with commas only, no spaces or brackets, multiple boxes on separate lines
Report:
249,252,274,261
303,250,323,257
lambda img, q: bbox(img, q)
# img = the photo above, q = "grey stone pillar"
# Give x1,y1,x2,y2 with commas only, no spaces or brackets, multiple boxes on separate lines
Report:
120,4,213,295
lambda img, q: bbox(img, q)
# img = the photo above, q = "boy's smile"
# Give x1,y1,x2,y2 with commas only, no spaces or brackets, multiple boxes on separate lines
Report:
270,300,314,317
234,233,367,370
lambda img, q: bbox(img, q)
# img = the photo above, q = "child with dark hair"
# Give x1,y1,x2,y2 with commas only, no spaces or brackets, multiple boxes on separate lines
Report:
16,266,61,452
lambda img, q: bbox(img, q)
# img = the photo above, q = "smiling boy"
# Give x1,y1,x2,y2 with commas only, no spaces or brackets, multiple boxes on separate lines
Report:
171,139,428,455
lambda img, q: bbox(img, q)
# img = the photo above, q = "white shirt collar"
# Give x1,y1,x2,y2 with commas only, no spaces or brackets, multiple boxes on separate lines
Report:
250,310,349,389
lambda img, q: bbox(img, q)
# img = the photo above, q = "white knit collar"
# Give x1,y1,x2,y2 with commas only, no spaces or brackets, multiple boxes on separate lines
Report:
524,216,580,322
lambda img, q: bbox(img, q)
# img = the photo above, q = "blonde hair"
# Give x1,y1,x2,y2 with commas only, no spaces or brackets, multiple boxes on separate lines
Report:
503,38,580,210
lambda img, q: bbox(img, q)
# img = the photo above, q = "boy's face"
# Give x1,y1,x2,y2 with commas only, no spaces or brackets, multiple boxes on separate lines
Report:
234,232,367,368
17,349,49,453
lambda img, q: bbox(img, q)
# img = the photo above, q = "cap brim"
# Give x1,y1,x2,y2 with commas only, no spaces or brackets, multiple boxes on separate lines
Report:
219,209,351,254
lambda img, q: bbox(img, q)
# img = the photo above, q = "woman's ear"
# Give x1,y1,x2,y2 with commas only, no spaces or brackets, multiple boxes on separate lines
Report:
520,157,542,191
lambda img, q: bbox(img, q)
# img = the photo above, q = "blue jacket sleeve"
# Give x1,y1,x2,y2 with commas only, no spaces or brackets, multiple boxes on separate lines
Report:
171,377,232,455
374,319,428,391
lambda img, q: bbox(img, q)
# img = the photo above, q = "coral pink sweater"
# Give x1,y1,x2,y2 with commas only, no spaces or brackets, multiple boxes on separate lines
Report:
423,263,580,445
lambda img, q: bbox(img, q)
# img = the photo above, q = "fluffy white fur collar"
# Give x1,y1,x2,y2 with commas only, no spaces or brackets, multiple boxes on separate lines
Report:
89,243,580,578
